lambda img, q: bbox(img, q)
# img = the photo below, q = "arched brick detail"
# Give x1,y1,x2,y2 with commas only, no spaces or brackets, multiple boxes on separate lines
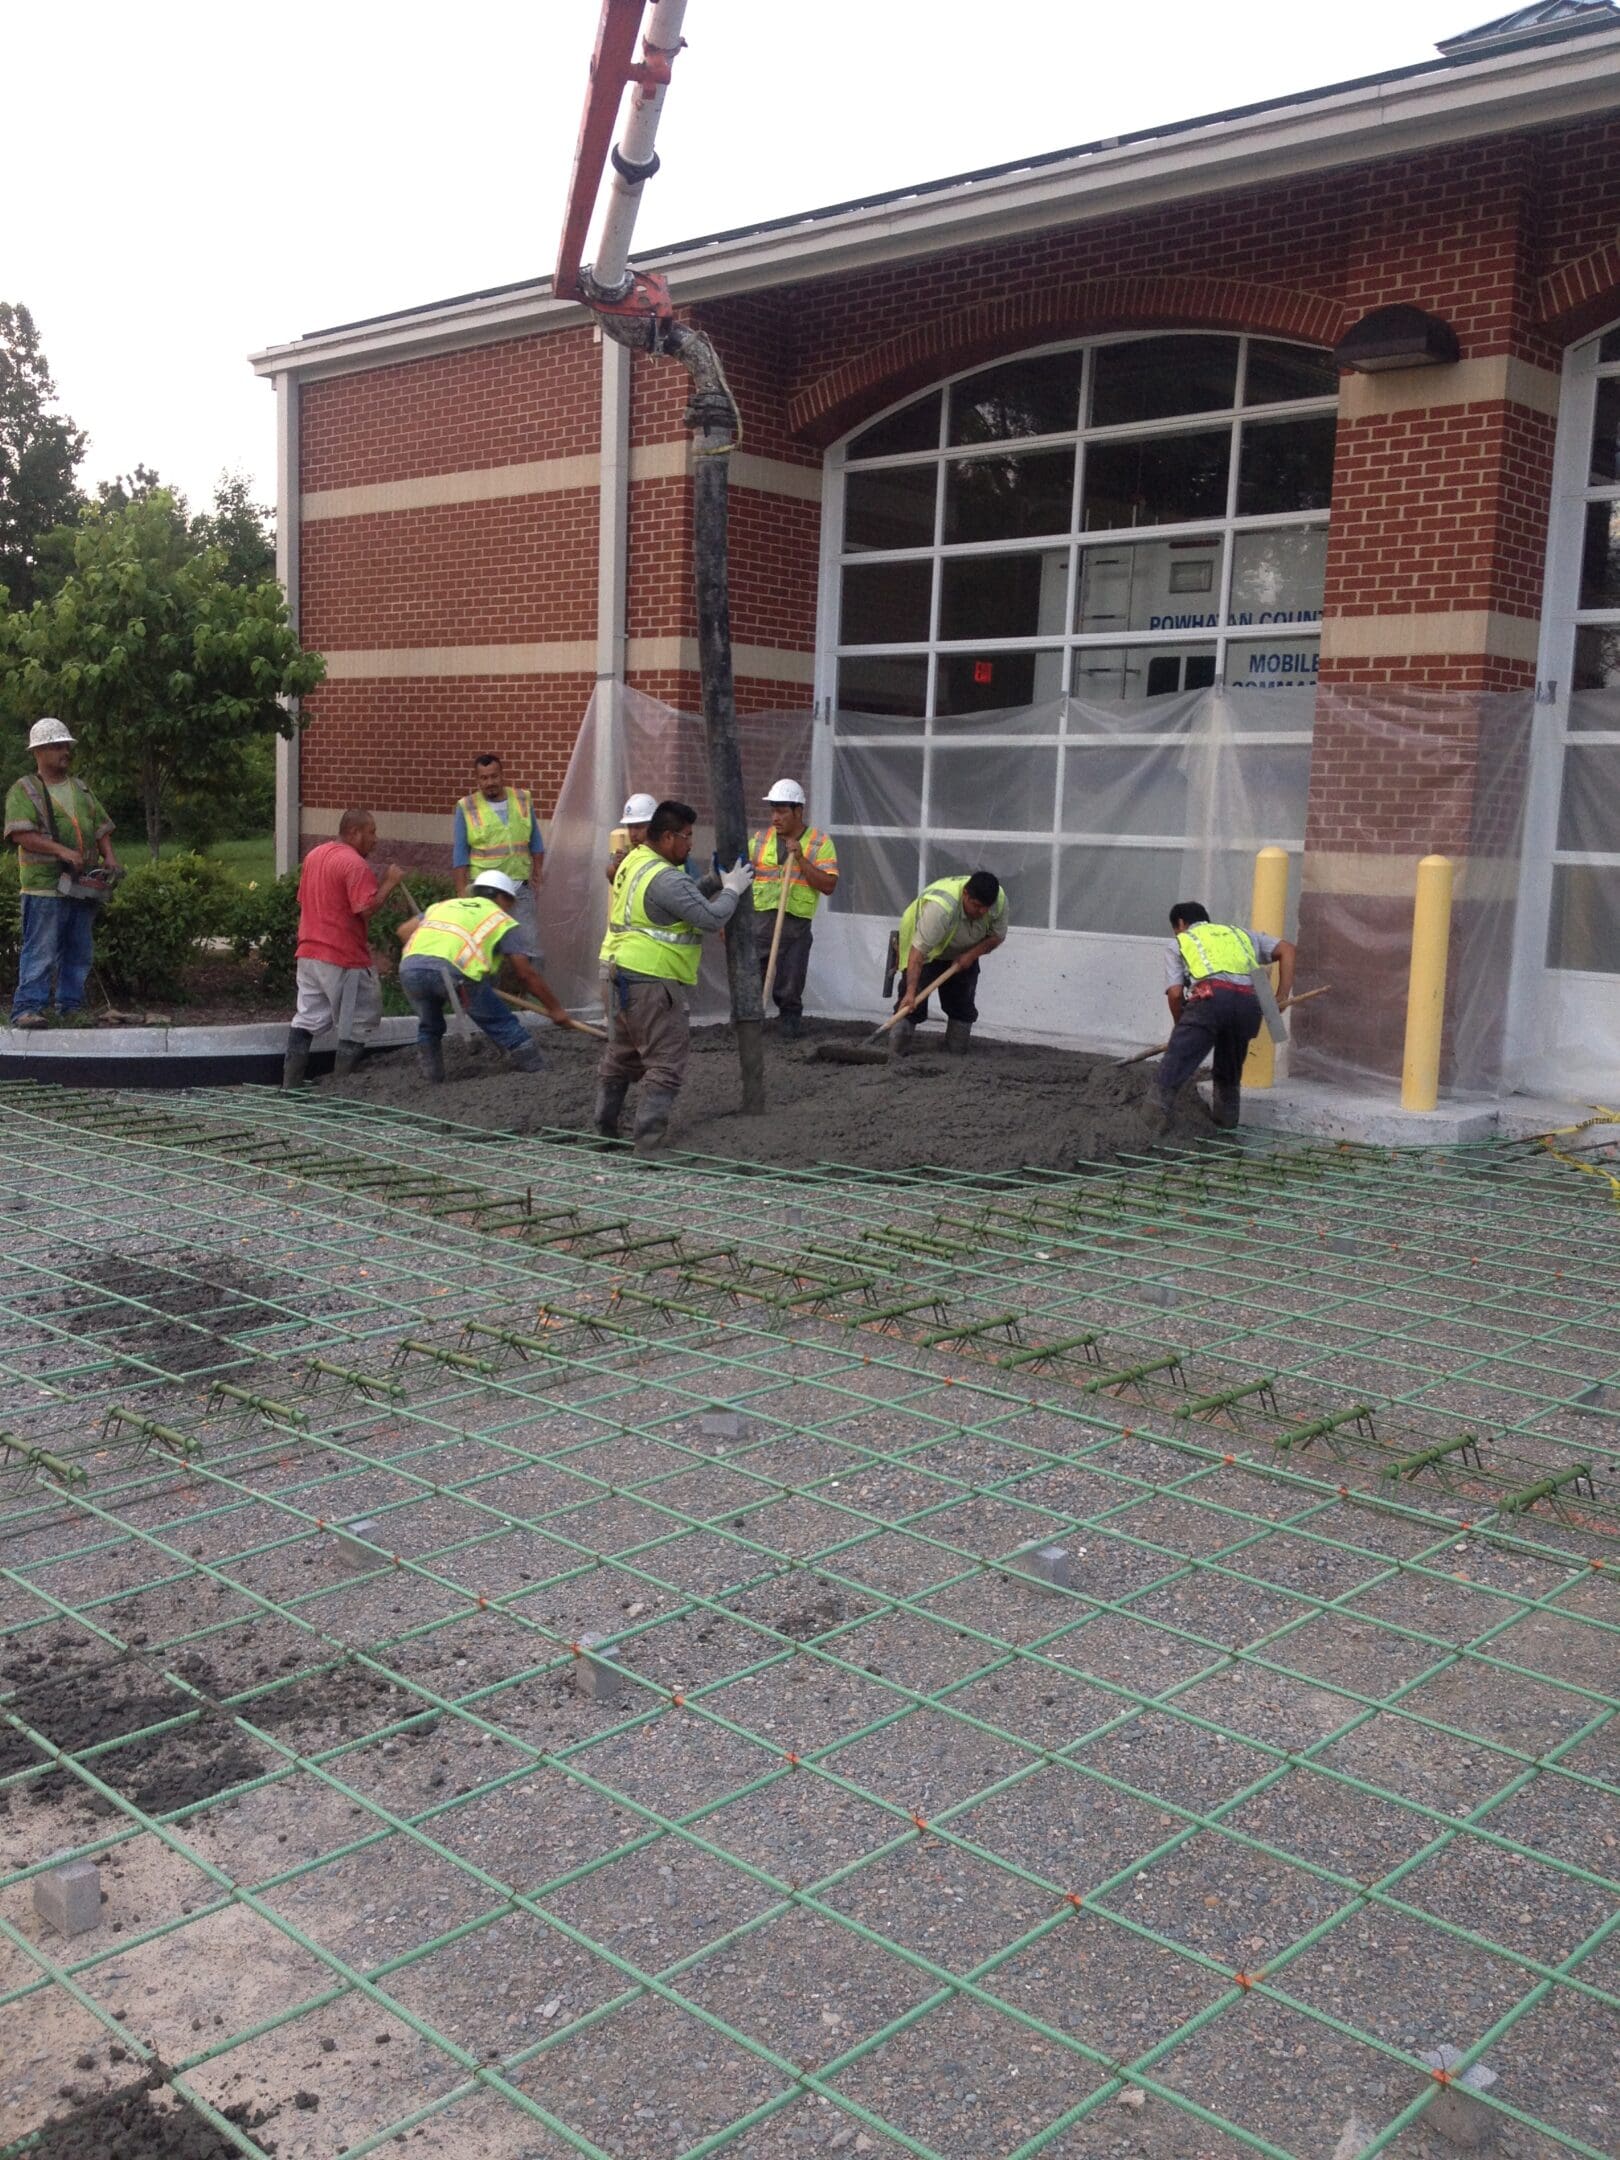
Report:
1538,239,1620,346
787,277,1347,446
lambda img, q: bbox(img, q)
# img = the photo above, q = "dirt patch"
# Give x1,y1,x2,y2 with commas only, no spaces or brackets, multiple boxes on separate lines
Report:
331,1021,1211,1172
25,2074,271,2160
48,1252,291,1379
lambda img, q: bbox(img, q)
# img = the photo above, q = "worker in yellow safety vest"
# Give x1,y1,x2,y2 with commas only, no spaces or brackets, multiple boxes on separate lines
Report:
599,791,659,1024
750,779,838,1038
594,799,753,1153
397,871,569,1084
1151,899,1296,1133
452,753,545,962
891,870,1008,1058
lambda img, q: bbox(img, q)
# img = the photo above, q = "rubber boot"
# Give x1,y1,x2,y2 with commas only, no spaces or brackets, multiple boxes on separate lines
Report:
507,1039,545,1074
944,1018,973,1056
632,1086,678,1156
1211,1080,1242,1130
417,1039,445,1084
593,1081,629,1138
778,1012,802,1041
1143,1086,1176,1140
889,1017,916,1060
333,1040,363,1080
282,1028,313,1089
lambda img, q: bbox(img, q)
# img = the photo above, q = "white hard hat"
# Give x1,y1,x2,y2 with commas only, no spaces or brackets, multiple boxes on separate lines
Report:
763,778,806,806
470,870,520,899
621,792,658,823
28,718,74,750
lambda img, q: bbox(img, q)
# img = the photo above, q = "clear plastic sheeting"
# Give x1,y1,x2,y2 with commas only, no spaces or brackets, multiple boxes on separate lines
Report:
1292,689,1535,1098
541,683,812,1020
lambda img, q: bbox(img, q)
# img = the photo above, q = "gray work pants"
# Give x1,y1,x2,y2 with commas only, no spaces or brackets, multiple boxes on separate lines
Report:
755,910,813,1016
1158,985,1263,1096
597,978,690,1097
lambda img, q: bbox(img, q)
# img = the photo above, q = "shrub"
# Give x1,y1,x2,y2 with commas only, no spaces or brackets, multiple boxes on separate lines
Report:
228,861,454,998
0,855,19,988
94,853,235,1001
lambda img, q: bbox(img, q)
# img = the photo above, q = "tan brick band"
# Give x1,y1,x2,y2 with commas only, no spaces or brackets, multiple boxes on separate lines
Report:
1319,611,1540,664
302,450,821,524
319,638,816,685
1337,355,1560,422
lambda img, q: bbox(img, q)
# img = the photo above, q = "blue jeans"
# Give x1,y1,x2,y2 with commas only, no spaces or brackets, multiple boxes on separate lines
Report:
398,957,530,1053
12,895,99,1019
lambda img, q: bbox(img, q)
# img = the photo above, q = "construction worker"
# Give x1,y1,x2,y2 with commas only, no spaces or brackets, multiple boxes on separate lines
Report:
594,799,753,1153
396,870,569,1083
6,718,120,1029
599,792,659,1023
751,779,838,1038
1152,900,1296,1133
891,870,1007,1057
284,808,403,1087
452,753,545,960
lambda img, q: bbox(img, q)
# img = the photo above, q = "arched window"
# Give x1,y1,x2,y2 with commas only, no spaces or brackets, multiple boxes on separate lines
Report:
814,332,1338,932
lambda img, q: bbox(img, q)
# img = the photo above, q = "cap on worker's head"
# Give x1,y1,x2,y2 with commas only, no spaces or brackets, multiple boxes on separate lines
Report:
620,792,658,824
27,717,74,750
470,870,520,900
763,778,806,806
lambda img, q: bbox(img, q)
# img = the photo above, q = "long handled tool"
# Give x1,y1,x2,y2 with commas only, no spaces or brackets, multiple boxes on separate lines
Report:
761,850,792,1010
1115,984,1331,1066
861,948,981,1046
495,987,608,1040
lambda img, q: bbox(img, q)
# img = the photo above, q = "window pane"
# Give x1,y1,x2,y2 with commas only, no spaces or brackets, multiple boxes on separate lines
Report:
1225,638,1321,698
1063,745,1187,837
1091,335,1238,427
1556,743,1620,853
930,744,1058,831
936,650,1064,718
1070,645,1216,703
939,550,1067,639
848,395,940,458
1056,843,1185,934
843,465,937,551
944,448,1075,542
1579,500,1620,610
830,744,923,830
925,840,1051,927
1082,429,1229,531
1591,378,1620,487
1237,416,1336,515
836,654,927,721
1599,328,1620,363
1547,864,1620,973
1228,527,1327,627
1244,340,1339,406
1076,536,1224,635
840,559,932,645
829,832,921,918
949,352,1082,445
1571,630,1620,726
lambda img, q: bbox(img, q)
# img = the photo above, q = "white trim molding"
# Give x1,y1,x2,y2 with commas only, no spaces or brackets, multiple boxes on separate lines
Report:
274,372,301,878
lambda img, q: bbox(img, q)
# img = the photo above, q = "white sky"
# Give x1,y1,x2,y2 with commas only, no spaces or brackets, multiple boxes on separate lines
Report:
9,0,1497,512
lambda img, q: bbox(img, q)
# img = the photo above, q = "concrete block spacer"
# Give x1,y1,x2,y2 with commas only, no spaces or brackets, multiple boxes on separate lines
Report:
334,1518,381,1568
571,1633,621,1701
1005,1541,1072,1591
1416,2046,1499,2148
1140,1279,1178,1309
698,1411,745,1447
34,1856,102,1937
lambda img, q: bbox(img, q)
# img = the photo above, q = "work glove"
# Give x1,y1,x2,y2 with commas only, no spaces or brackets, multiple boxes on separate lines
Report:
720,857,755,898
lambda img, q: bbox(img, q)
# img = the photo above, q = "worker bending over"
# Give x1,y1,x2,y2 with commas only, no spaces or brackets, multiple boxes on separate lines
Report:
397,870,569,1083
595,799,752,1152
751,779,838,1038
892,870,1007,1057
1153,900,1296,1133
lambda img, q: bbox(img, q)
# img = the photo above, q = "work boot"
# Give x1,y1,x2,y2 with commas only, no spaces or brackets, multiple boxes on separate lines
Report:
1211,1080,1242,1130
1143,1086,1176,1140
888,1017,916,1060
507,1039,546,1074
333,1040,363,1080
417,1039,445,1084
944,1018,973,1056
632,1086,678,1156
593,1081,629,1138
282,1028,313,1089
778,1012,802,1041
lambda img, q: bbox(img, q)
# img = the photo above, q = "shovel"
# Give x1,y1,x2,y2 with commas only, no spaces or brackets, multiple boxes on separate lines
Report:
861,948,980,1046
1115,983,1331,1066
761,853,793,1010
494,987,607,1040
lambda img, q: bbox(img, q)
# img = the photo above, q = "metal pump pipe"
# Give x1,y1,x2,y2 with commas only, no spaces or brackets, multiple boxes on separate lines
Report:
556,0,690,310
588,0,688,300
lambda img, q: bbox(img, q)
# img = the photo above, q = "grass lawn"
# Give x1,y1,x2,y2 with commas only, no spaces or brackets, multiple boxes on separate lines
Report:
157,833,276,885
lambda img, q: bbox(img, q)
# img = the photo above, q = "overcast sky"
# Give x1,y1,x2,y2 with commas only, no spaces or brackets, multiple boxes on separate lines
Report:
11,0,1500,514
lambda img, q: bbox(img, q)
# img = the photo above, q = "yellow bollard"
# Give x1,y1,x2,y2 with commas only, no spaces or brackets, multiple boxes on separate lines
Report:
1401,854,1455,1112
1244,845,1290,1089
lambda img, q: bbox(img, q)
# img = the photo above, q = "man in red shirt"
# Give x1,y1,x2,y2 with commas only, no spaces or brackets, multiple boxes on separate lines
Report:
284,808,403,1086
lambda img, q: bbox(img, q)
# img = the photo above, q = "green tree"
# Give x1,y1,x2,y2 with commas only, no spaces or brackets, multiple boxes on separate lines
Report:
0,303,87,609
0,491,323,858
192,472,275,588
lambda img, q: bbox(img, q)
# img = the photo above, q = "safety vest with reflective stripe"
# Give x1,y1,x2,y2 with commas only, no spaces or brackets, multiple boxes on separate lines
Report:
607,844,703,985
897,876,1007,968
404,897,514,982
1176,922,1259,983
751,826,836,920
459,788,536,883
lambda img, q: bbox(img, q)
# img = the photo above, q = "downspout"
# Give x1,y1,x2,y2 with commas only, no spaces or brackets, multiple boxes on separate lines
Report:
273,371,302,877
597,333,630,685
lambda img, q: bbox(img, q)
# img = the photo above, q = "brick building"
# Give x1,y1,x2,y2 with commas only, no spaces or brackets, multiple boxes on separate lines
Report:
251,2,1620,1095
